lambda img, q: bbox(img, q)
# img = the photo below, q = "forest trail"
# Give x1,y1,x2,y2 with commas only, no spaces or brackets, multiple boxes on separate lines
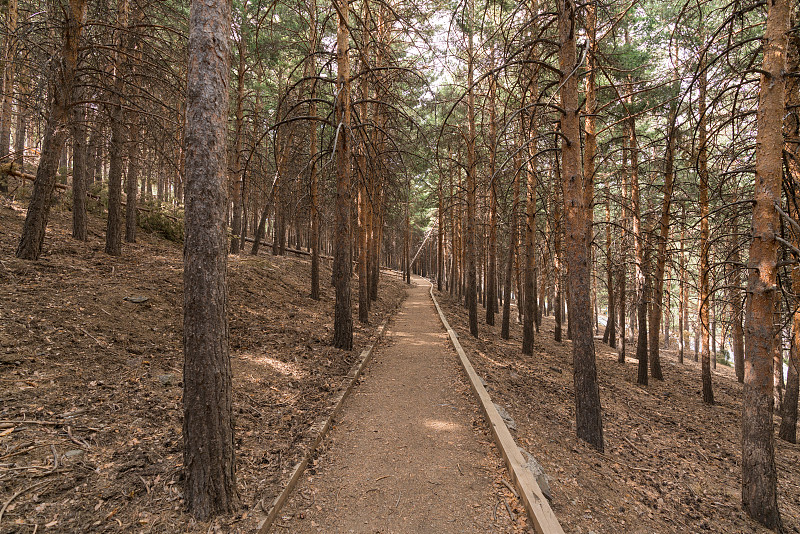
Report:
278,275,525,533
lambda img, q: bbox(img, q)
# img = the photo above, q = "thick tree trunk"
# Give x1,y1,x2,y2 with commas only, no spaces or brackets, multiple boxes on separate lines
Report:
333,0,353,350
742,0,788,527
16,0,87,260
182,0,239,519
559,0,603,451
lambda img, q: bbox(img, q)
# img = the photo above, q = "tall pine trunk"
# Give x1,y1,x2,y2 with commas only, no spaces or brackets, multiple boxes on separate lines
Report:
182,0,239,518
559,0,603,451
698,53,713,404
332,0,353,350
742,0,788,526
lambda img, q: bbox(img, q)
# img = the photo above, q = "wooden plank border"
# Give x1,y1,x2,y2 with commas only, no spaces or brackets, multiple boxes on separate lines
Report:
256,317,391,533
428,283,565,534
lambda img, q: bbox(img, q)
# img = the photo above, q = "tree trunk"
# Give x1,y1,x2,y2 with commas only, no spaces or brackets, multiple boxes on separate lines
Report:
779,6,800,443
71,97,88,241
559,0,603,452
630,114,648,387
125,129,140,243
16,0,87,260
230,21,246,254
0,0,18,161
105,0,129,257
603,189,616,347
307,7,320,300
182,0,239,519
742,0,788,527
698,53,713,404
648,78,679,381
465,0,478,337
502,133,521,341
486,69,498,326
333,0,353,350
679,204,686,364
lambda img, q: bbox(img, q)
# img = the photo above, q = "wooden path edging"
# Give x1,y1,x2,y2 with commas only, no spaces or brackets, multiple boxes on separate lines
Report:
428,283,565,534
256,317,391,534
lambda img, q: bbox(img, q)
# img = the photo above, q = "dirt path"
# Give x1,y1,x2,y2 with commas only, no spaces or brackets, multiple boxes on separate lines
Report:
279,276,523,533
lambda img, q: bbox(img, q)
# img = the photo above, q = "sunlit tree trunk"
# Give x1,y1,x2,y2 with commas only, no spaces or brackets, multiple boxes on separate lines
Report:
559,0,603,451
742,0,788,526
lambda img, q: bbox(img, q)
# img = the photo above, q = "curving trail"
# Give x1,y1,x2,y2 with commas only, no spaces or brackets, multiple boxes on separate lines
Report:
279,276,521,533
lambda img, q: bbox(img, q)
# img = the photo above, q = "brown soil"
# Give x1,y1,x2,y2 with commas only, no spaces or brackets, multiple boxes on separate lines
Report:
0,195,404,533
435,289,800,534
279,276,528,533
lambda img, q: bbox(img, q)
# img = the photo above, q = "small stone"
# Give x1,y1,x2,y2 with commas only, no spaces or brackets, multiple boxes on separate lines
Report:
157,374,174,386
65,449,84,459
494,403,517,431
519,447,552,501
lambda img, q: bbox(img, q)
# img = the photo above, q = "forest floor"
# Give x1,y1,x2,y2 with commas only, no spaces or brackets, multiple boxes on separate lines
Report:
0,195,405,533
435,289,800,533
279,276,525,533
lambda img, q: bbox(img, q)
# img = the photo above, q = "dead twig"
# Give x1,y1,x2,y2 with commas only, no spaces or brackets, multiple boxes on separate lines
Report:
501,479,519,499
65,427,90,449
503,498,516,522
80,328,108,349
50,446,58,471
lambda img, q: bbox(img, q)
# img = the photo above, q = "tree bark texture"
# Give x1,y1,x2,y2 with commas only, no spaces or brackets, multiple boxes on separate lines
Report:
559,0,603,452
182,0,239,520
742,0,788,527
333,0,353,350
